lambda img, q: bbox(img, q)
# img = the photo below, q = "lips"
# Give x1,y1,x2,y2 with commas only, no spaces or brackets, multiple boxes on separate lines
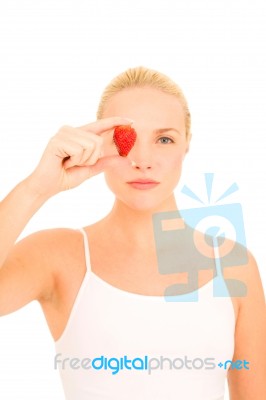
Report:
127,179,159,184
127,179,160,190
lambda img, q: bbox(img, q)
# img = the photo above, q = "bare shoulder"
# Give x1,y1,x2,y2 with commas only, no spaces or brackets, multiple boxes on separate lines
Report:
21,227,86,291
10,227,84,273
222,246,265,307
33,227,84,264
226,248,266,399
0,227,85,317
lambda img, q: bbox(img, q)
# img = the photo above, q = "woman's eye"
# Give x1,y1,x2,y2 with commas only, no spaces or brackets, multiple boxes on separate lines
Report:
158,136,174,144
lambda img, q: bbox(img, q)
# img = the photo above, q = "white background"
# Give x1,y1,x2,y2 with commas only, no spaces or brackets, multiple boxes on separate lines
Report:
0,1,265,399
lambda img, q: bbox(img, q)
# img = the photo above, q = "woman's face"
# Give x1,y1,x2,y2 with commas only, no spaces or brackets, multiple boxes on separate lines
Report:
101,86,191,212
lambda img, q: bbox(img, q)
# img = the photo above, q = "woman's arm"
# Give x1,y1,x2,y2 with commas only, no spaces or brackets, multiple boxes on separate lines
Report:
0,178,49,268
227,251,266,399
0,117,133,316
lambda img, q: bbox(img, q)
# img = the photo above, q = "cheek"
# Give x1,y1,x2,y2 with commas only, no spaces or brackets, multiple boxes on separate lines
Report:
164,152,184,171
161,152,184,189
174,152,184,165
103,165,124,190
103,173,116,196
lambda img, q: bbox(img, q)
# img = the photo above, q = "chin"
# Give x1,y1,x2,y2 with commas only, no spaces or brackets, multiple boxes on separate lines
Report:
118,193,175,213
106,179,178,212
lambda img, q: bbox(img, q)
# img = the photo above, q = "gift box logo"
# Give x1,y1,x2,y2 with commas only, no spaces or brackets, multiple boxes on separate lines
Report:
152,173,248,302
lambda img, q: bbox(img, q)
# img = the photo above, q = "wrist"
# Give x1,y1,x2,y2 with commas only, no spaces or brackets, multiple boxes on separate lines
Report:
22,175,54,203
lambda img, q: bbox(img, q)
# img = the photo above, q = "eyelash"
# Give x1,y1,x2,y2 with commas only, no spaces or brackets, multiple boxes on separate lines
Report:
157,136,175,144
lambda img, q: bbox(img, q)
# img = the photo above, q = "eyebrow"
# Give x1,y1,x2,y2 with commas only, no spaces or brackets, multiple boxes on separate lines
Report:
153,128,182,136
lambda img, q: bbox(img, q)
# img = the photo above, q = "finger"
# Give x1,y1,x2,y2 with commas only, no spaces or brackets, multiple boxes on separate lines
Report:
64,151,95,170
65,154,131,186
60,127,103,145
80,144,102,165
61,155,121,186
77,116,134,135
62,140,93,169
52,138,84,160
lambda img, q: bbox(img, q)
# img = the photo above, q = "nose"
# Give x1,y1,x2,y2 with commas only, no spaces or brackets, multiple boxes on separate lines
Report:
130,141,153,170
132,161,152,170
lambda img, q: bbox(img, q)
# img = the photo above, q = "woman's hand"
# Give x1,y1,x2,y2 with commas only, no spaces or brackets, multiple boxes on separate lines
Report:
26,117,133,198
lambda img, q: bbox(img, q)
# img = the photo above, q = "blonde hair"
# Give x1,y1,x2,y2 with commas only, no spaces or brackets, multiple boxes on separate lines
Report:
96,66,191,139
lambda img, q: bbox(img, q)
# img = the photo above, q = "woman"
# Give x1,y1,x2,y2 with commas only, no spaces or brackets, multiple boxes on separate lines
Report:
0,66,265,399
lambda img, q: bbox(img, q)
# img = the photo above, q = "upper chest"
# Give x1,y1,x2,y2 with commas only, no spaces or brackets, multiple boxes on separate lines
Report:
85,227,220,297
83,226,239,322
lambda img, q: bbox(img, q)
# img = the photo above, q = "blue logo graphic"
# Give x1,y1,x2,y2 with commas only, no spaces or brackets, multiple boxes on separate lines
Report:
152,173,248,302
218,359,250,370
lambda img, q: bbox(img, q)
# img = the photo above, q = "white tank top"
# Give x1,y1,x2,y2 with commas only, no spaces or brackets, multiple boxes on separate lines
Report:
54,228,235,400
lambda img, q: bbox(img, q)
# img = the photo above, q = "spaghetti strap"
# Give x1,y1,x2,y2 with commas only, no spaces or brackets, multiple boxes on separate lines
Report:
78,228,91,273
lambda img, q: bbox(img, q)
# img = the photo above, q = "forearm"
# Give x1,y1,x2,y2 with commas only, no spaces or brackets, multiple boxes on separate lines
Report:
0,177,49,268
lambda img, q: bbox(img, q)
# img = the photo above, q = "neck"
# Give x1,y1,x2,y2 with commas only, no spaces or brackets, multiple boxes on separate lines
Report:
102,195,178,249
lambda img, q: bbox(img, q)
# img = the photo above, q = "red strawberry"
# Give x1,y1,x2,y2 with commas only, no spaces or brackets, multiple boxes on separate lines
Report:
113,125,137,157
